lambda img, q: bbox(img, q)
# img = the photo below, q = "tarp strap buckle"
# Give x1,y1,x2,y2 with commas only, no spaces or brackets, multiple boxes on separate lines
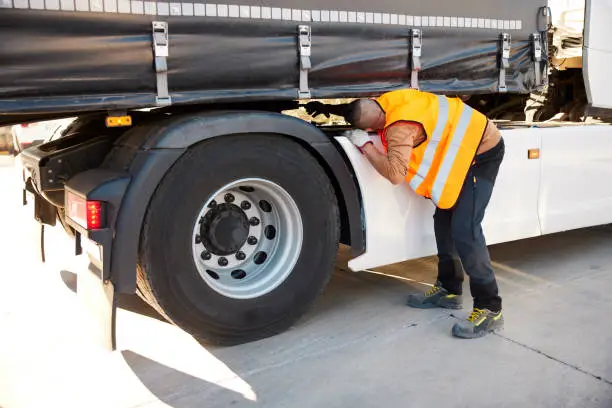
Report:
298,25,312,99
410,29,422,90
152,21,171,106
498,33,511,93
531,32,545,87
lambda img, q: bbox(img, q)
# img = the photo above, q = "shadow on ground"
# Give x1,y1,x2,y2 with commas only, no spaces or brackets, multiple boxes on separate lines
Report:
122,350,257,407
60,269,166,322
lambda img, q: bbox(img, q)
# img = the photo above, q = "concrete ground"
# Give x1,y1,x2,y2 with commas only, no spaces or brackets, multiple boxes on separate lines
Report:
0,155,611,408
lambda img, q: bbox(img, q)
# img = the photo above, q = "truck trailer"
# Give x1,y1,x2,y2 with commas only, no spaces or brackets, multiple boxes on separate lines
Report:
1,0,611,348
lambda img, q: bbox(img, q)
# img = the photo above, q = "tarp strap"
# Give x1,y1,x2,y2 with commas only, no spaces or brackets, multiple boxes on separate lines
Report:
531,32,545,87
298,25,312,99
152,21,171,106
498,33,511,93
410,29,422,90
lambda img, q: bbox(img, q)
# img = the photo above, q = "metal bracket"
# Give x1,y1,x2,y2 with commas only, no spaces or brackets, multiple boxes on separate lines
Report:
410,29,422,89
298,25,312,99
498,33,511,93
531,32,545,87
537,6,552,32
152,21,171,106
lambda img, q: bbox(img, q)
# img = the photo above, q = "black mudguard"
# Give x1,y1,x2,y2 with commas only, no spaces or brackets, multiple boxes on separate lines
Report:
65,169,131,350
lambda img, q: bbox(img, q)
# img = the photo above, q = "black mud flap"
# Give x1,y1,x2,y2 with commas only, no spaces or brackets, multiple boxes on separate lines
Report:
78,258,117,351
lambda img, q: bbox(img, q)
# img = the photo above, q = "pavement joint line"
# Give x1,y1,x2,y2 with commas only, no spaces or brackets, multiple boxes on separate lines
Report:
492,332,612,386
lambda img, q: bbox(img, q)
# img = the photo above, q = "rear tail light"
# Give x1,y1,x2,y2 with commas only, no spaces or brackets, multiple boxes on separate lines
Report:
66,192,105,230
20,123,30,128
86,201,103,230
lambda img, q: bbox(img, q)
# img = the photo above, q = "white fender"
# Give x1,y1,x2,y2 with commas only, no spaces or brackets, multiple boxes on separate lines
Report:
335,135,437,272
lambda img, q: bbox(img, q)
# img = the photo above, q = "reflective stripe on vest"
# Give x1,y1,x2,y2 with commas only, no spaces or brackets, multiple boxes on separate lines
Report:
409,95,449,192
431,102,474,204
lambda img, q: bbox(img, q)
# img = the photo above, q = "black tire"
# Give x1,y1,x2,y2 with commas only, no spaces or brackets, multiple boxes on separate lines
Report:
533,106,556,122
137,134,340,345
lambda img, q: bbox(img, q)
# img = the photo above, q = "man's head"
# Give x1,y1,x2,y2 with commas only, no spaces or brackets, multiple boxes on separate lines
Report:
346,99,385,131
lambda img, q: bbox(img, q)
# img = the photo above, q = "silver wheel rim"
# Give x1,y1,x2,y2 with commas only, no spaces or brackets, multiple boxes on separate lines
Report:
191,178,303,299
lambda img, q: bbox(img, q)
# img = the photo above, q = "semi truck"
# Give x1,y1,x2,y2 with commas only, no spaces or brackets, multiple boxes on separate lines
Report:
1,0,611,348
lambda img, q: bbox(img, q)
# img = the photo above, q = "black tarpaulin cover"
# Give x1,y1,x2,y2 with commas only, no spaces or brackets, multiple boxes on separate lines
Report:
0,0,546,126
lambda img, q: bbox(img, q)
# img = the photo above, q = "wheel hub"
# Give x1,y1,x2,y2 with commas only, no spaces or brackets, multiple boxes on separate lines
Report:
191,179,303,299
200,203,250,256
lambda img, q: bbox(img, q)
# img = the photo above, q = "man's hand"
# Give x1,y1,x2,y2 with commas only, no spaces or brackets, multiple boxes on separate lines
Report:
343,130,372,152
304,101,331,118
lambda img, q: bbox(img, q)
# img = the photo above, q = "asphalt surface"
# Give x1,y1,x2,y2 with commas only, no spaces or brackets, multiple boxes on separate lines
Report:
0,155,611,408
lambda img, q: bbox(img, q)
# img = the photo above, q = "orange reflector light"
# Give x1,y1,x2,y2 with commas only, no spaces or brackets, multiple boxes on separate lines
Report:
528,148,540,160
66,192,105,230
105,115,132,128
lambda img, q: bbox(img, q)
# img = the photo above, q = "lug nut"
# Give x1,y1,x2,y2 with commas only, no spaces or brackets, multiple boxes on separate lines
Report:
264,225,276,240
195,235,202,244
249,217,260,226
247,236,258,245
224,193,235,203
254,251,268,265
241,201,251,210
236,251,246,261
218,257,229,267
259,200,272,213
208,200,217,209
201,251,211,261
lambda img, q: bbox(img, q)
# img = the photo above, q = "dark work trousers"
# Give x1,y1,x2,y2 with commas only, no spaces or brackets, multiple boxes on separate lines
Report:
434,138,505,312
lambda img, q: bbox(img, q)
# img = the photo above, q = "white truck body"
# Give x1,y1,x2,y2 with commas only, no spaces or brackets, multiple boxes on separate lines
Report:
342,123,612,272
583,0,612,109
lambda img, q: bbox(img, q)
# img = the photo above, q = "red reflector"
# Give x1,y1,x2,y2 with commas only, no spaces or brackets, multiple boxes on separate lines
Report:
66,192,105,230
87,201,103,230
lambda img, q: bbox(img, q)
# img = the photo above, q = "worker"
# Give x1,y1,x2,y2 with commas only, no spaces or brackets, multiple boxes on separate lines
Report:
305,89,505,339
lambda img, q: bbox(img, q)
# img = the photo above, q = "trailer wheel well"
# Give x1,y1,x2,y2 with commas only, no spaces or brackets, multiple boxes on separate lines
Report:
105,111,363,293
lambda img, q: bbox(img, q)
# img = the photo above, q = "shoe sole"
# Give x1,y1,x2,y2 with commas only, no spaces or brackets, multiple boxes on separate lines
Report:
451,320,504,339
407,299,463,310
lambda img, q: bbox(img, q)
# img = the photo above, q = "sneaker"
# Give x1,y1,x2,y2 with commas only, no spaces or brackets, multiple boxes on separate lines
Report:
407,282,463,310
451,308,504,339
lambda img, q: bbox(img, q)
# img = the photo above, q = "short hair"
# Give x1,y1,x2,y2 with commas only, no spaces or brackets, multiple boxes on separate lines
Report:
344,99,382,129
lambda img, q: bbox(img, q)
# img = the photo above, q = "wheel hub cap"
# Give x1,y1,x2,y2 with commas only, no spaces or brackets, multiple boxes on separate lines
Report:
200,203,249,255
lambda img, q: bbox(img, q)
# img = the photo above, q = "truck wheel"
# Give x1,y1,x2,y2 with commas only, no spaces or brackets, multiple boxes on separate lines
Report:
137,134,340,345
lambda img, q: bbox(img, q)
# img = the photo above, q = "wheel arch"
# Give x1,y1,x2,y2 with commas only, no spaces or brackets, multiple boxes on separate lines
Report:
107,111,364,293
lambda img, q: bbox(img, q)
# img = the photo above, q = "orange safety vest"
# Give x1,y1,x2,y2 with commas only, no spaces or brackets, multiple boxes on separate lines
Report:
376,89,487,209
